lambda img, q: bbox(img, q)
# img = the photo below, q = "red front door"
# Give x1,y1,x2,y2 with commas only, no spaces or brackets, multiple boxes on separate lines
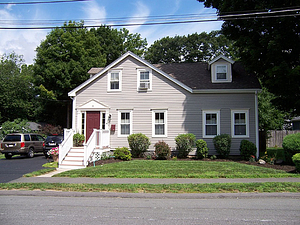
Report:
86,111,100,141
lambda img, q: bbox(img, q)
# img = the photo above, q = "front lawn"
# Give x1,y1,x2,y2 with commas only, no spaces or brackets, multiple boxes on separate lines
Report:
55,160,299,179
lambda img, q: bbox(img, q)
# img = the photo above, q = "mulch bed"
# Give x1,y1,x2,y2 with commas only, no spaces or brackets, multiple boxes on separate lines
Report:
88,157,297,173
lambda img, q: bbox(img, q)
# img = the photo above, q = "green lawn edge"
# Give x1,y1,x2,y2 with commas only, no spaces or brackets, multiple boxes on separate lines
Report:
1,182,300,193
54,160,299,179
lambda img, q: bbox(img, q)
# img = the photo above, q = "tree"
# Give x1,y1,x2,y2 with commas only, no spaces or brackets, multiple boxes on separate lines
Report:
0,119,31,139
34,22,147,127
144,31,236,64
258,87,290,132
90,26,147,65
0,53,37,124
198,0,300,114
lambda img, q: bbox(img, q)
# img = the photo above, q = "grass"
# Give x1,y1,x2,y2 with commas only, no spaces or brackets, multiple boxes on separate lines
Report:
23,168,56,177
1,182,300,193
55,160,299,179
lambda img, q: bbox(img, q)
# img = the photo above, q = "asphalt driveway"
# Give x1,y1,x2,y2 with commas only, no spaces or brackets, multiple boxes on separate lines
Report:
0,153,48,183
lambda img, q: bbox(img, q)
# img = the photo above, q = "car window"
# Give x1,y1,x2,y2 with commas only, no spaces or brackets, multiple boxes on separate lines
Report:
31,135,38,141
37,135,44,141
3,135,21,142
24,134,30,141
46,136,63,142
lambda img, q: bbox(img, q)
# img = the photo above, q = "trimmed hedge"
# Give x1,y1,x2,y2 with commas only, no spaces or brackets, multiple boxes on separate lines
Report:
292,153,300,173
196,139,208,159
175,133,196,158
127,133,151,158
239,140,257,160
154,141,171,160
213,134,231,159
113,147,132,161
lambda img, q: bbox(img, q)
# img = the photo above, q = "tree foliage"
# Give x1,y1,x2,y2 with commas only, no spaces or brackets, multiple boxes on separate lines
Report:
198,0,300,114
144,31,236,64
0,119,31,139
0,53,38,124
33,22,147,126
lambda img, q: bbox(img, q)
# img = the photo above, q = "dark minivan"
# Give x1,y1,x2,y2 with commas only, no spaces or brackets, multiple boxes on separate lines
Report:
0,133,45,159
43,134,63,157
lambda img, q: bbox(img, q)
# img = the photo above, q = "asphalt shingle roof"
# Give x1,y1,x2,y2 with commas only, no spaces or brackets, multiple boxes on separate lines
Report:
154,62,261,90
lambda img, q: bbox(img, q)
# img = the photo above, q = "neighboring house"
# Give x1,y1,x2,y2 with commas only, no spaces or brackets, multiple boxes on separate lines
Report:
60,51,261,168
291,117,300,130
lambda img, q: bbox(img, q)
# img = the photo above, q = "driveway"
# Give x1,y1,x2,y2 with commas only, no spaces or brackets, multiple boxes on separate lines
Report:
0,153,48,183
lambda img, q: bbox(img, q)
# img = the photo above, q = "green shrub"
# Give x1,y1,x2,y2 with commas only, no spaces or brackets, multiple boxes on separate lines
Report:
73,133,85,146
213,134,231,158
239,140,257,160
195,139,208,159
113,147,132,161
283,133,300,154
175,133,196,158
154,141,171,160
127,133,151,158
292,153,300,173
282,133,300,164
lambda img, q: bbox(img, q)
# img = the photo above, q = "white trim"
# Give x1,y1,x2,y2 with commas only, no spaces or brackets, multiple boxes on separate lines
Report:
192,89,261,94
107,69,122,92
118,110,133,137
209,55,235,65
255,91,259,158
68,51,192,97
231,109,250,138
152,110,168,138
202,110,220,138
137,68,152,91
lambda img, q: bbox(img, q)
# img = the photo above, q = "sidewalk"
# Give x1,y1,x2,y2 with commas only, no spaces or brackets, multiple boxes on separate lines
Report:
7,168,300,184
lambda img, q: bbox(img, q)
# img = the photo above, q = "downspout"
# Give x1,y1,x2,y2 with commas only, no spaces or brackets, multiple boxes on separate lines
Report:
255,91,260,159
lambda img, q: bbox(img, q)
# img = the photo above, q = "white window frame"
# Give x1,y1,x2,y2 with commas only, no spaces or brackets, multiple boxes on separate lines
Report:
202,110,220,138
108,70,122,92
231,109,249,138
152,110,167,137
216,65,228,80
118,110,132,137
137,68,152,91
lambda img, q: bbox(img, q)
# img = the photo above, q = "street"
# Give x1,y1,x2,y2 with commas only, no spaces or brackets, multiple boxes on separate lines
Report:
0,193,299,225
0,154,48,183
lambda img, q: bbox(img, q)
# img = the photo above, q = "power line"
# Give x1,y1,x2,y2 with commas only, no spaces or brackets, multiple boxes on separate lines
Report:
0,7,298,30
0,0,88,5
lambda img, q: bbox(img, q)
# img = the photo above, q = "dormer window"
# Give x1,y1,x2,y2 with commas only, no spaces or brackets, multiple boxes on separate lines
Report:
209,55,234,83
216,65,227,80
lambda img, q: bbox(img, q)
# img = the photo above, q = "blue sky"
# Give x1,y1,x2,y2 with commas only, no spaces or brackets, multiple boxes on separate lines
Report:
0,0,223,64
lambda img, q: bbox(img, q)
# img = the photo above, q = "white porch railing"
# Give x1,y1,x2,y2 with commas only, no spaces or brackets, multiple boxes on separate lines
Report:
59,129,74,165
84,129,110,166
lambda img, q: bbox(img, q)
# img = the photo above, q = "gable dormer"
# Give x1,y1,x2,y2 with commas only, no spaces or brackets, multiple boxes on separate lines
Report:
209,55,235,83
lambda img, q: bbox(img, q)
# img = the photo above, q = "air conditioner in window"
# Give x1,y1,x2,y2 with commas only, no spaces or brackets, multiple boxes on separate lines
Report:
139,82,150,89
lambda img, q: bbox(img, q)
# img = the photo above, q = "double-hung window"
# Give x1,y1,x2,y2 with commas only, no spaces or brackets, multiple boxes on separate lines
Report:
137,69,152,90
118,111,132,136
108,70,122,91
231,110,249,138
203,110,220,138
216,65,227,80
152,110,167,137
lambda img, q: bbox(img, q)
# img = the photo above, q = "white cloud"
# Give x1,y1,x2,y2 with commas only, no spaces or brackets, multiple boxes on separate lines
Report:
127,1,150,34
0,5,48,64
82,1,106,27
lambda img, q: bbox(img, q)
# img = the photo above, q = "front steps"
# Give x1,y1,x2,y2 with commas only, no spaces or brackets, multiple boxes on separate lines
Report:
59,147,85,169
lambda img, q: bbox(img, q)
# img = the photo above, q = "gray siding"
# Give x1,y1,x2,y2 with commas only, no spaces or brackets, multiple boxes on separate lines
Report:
74,56,257,156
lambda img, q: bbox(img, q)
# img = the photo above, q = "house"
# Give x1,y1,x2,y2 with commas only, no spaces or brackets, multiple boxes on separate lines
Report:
59,51,261,168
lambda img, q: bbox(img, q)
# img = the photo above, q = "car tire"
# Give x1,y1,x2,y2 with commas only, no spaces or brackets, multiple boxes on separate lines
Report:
5,154,12,159
27,148,34,158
